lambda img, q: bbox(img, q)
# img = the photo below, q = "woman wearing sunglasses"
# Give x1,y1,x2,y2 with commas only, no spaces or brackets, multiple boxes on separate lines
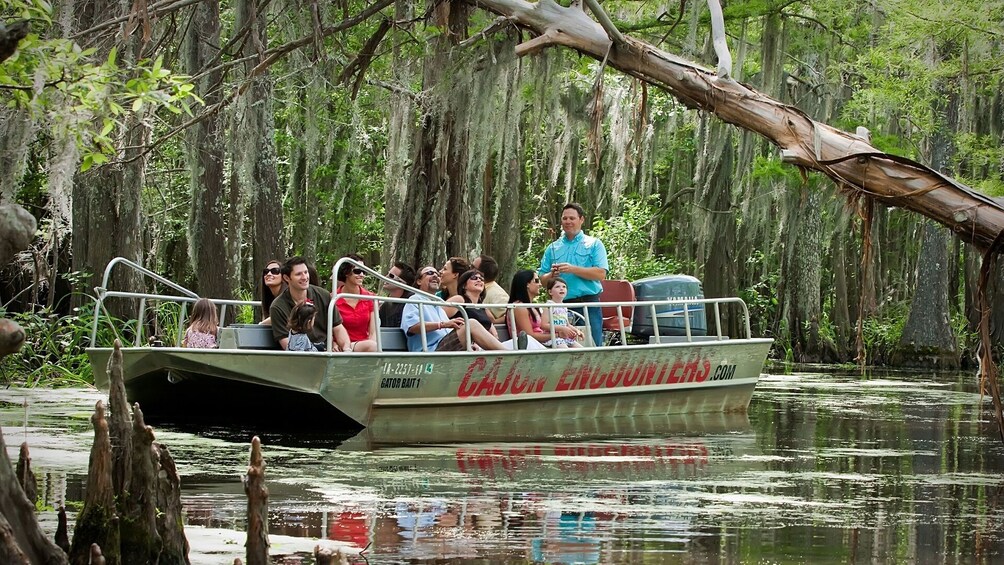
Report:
508,269,551,346
259,259,286,325
335,255,378,352
445,269,500,340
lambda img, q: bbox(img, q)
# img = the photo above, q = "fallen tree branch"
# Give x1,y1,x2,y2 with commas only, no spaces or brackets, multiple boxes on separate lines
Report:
472,0,1004,252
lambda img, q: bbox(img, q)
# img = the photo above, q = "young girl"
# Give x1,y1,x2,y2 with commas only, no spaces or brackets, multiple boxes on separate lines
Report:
183,298,219,349
541,277,583,348
287,301,321,352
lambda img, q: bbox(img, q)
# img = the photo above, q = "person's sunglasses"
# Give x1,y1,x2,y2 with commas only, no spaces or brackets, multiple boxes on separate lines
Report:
351,268,365,275
531,278,540,283
421,270,438,277
387,272,399,280
263,267,281,276
470,274,484,281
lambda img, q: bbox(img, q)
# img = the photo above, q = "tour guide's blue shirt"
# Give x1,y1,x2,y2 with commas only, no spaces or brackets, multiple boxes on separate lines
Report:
538,230,609,300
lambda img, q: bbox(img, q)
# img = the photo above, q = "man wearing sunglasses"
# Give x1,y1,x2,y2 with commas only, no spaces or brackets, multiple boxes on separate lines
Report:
379,261,417,328
401,266,510,352
270,256,352,352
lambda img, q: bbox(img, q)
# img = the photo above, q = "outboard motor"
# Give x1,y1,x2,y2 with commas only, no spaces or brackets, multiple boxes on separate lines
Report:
631,274,707,338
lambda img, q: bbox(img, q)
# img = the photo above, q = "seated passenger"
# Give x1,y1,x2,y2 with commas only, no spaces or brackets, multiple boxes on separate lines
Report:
259,259,286,325
540,277,583,348
402,266,510,352
286,301,321,352
438,256,469,299
335,255,378,352
473,254,509,323
379,261,416,328
508,269,553,346
270,256,351,351
183,297,218,348
446,269,499,340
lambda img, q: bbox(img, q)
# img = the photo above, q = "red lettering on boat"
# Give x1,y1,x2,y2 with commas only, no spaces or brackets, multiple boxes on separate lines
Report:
589,369,606,389
621,363,639,387
457,357,487,398
642,361,658,386
696,358,711,382
510,374,528,394
555,364,578,391
605,367,622,389
474,357,503,397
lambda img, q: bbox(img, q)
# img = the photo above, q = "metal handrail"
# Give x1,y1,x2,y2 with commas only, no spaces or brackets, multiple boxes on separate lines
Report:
89,256,756,352
327,258,474,352
90,257,202,346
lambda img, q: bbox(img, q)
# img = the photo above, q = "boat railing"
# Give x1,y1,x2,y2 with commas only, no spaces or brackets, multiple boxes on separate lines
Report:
329,257,477,353
89,257,258,347
89,256,755,352
329,257,753,350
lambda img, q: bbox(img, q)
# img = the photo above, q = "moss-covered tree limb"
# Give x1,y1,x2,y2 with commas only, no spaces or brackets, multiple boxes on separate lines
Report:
471,0,1004,252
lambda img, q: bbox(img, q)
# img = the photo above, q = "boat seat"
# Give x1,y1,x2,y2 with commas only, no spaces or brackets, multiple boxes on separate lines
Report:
600,279,635,332
218,324,280,350
379,328,409,352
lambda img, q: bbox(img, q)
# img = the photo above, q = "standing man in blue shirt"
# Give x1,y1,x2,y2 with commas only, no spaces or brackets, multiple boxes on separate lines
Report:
539,203,609,347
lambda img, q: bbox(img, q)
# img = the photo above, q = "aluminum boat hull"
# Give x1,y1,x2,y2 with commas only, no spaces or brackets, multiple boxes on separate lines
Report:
88,338,772,433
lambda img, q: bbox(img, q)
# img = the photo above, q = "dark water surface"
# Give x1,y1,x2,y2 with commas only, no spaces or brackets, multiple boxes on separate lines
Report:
2,369,1002,563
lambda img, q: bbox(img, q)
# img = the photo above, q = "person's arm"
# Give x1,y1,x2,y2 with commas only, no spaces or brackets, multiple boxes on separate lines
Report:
514,308,548,343
366,309,378,341
551,263,606,280
332,324,351,352
442,296,462,318
270,302,291,350
539,244,556,287
405,317,459,335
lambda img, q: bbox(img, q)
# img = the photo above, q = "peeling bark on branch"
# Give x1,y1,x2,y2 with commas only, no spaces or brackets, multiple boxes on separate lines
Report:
473,0,1004,252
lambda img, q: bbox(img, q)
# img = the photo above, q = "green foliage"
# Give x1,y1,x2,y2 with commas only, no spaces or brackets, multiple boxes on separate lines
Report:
1,1,201,172
2,303,103,386
740,250,778,336
859,303,909,365
590,196,683,281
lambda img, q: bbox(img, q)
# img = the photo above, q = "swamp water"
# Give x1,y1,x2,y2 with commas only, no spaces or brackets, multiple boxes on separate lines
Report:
1,369,1002,564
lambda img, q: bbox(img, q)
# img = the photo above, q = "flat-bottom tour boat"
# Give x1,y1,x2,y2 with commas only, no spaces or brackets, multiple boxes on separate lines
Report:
86,258,773,436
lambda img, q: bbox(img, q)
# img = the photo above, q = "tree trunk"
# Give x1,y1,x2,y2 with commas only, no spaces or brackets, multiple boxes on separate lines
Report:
0,108,36,204
692,115,737,336
0,428,67,564
474,0,1004,252
894,221,959,367
184,0,232,299
393,0,470,267
381,0,416,268
235,0,286,284
71,0,146,318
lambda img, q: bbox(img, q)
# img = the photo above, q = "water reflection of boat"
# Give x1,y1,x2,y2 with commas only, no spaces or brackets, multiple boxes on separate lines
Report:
316,415,760,562
348,409,752,446
339,412,756,487
86,258,771,434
